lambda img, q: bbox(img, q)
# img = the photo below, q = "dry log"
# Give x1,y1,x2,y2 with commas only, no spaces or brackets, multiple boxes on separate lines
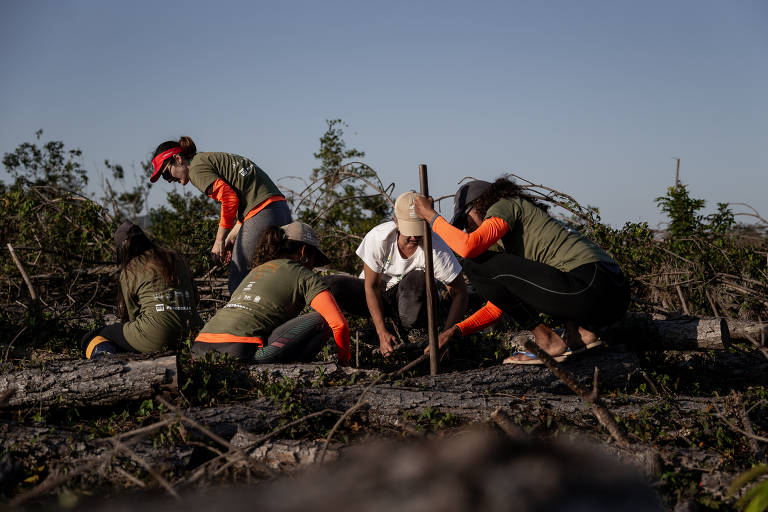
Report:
5,344,764,412
726,318,768,343
246,362,382,386
0,359,379,411
0,354,177,410
182,397,286,441
601,313,732,350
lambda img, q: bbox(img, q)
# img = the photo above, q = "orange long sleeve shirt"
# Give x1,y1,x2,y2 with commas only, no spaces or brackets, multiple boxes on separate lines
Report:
310,290,351,364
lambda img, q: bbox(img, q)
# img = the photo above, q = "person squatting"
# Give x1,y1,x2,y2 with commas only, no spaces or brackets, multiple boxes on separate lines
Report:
82,136,629,367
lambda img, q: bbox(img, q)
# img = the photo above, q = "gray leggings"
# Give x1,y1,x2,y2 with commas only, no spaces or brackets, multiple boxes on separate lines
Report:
229,201,292,295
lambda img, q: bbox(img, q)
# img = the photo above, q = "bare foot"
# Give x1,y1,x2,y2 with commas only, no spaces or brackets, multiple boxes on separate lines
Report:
505,323,567,363
565,321,600,350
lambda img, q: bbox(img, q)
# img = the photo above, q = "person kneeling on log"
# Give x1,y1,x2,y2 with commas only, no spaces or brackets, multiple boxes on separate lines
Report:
413,178,630,365
193,222,351,364
80,222,202,359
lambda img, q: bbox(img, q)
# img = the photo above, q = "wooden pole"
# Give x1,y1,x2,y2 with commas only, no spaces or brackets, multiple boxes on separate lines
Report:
674,158,680,189
419,164,439,375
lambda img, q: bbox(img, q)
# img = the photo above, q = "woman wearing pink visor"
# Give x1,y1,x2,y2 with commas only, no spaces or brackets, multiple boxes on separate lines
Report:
150,136,292,295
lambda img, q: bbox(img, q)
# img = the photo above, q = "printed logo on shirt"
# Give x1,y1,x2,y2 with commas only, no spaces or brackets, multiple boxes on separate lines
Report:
224,303,253,311
155,304,165,312
234,158,256,177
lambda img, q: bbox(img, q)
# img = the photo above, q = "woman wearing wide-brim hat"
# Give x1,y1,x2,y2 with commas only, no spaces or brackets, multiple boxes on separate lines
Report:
193,221,351,365
414,178,629,364
150,136,292,295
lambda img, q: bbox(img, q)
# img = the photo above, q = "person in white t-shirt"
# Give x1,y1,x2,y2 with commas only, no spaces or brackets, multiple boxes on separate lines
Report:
327,191,468,357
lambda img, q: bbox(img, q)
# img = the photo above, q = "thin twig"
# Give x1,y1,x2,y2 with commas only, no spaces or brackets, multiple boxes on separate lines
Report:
490,408,527,440
318,350,439,463
522,339,630,447
113,440,180,500
155,395,275,478
3,326,27,364
249,408,344,448
112,465,148,488
713,401,768,443
733,393,763,460
318,402,368,464
675,285,690,315
7,243,38,301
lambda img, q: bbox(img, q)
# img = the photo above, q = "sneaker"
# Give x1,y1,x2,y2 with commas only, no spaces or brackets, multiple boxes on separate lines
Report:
84,336,117,359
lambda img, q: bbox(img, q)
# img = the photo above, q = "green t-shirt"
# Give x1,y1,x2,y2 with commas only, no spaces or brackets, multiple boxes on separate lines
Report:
188,152,283,221
200,259,328,339
486,197,616,272
120,252,202,352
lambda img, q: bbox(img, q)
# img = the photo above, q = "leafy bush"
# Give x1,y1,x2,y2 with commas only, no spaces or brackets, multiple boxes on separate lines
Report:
290,119,392,273
148,189,219,277
0,132,116,345
591,183,767,319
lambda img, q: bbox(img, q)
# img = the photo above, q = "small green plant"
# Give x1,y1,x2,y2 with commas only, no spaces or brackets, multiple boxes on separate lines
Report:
136,399,154,420
184,351,246,405
413,407,458,432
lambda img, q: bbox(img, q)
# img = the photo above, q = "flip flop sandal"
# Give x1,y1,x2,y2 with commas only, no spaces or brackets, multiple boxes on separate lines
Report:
570,339,604,354
503,349,573,365
584,339,603,350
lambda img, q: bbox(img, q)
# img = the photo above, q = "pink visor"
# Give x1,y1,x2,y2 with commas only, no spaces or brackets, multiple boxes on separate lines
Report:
149,147,183,182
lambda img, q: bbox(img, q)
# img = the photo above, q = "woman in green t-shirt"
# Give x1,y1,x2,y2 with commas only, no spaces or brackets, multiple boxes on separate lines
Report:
149,136,292,295
193,222,351,365
414,178,630,365
80,222,202,359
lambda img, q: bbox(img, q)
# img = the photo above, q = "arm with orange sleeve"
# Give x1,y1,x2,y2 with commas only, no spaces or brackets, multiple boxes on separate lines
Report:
310,290,351,364
431,215,509,258
427,301,504,355
208,179,239,228
455,301,504,336
207,179,239,263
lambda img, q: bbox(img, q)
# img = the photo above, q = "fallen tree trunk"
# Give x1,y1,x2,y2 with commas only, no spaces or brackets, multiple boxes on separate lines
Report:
0,355,177,410
726,318,768,343
601,313,732,350
4,342,765,411
0,359,379,411
3,349,637,411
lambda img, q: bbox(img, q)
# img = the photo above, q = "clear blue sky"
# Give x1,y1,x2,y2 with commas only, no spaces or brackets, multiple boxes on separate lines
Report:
1,0,765,228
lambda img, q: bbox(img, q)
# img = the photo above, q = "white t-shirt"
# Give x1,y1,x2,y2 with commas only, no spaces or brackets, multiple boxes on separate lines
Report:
356,221,462,291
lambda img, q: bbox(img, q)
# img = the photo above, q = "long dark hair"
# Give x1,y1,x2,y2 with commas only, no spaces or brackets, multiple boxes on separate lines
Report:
116,226,179,321
472,177,550,219
252,226,309,268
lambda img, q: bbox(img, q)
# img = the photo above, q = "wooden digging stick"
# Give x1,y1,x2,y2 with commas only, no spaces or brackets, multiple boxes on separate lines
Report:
419,164,439,375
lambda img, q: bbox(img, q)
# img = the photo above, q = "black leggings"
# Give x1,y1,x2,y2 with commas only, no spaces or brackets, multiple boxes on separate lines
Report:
79,323,139,355
192,312,331,363
463,252,630,331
